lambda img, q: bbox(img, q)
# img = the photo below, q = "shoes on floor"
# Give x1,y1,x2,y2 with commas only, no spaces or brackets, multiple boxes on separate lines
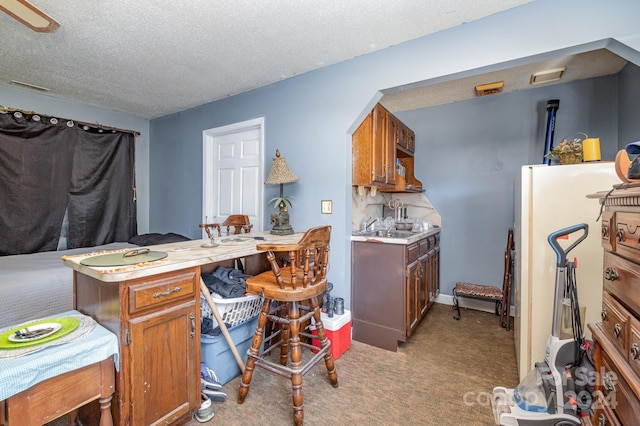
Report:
202,386,227,402
193,392,214,423
200,362,222,391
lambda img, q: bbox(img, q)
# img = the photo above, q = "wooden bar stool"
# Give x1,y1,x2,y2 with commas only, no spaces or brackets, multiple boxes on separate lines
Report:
237,226,338,425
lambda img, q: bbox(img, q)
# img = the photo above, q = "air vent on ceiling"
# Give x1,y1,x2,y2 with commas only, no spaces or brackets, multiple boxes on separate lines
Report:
475,81,504,97
530,67,565,85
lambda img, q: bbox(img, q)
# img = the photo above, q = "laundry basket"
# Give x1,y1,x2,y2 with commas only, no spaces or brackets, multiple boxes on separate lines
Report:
200,293,263,329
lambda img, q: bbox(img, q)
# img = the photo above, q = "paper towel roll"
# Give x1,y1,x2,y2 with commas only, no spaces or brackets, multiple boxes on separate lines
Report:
583,138,601,161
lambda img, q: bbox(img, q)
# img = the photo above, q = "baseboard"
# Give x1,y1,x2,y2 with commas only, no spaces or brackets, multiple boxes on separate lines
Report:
435,293,514,316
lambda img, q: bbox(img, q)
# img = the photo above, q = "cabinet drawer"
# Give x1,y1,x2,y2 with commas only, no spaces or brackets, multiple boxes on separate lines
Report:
419,238,428,257
128,270,197,314
614,212,640,263
601,211,615,252
601,292,629,358
407,243,419,264
603,251,640,318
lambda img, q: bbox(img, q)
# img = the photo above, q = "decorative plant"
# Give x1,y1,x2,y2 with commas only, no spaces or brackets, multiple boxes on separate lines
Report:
546,136,584,162
269,196,293,210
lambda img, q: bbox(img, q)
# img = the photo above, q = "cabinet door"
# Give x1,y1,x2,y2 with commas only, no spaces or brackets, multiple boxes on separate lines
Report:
419,254,429,317
431,241,440,302
406,260,419,336
128,302,199,426
372,104,391,185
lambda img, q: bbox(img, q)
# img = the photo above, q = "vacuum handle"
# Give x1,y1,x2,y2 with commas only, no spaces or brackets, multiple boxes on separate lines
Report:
547,224,589,266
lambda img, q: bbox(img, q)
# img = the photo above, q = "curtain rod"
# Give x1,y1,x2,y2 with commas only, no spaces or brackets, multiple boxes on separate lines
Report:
0,105,141,136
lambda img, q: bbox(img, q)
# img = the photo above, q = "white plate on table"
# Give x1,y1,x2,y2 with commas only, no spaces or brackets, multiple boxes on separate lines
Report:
8,323,62,342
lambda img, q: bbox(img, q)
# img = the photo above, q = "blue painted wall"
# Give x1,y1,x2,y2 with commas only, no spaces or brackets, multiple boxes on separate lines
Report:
149,0,640,308
397,75,622,294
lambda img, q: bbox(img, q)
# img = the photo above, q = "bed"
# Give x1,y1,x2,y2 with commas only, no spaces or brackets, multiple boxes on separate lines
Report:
0,233,190,329
0,243,136,328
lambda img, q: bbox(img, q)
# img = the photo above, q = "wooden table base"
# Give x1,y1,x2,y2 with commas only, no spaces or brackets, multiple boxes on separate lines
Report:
1,356,115,426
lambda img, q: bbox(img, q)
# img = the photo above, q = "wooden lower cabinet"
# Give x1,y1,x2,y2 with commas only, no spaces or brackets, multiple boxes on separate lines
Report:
351,231,440,351
75,267,200,425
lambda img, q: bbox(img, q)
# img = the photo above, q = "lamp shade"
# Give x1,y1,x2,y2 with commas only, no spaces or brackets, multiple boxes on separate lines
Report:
265,149,298,185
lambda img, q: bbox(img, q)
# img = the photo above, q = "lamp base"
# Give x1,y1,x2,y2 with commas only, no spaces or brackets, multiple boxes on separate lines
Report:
270,210,294,235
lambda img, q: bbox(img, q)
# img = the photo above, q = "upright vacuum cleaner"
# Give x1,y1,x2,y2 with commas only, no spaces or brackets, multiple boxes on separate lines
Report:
493,224,590,426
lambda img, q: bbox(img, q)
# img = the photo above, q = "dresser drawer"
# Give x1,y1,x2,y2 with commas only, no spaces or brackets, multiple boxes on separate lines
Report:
628,315,640,378
601,291,629,358
592,402,622,426
601,211,615,252
128,270,197,314
599,351,640,426
614,212,640,264
603,251,640,318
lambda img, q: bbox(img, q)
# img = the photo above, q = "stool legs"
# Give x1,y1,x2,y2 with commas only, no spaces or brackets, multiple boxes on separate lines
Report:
237,296,338,425
309,297,338,388
238,298,270,404
289,302,304,425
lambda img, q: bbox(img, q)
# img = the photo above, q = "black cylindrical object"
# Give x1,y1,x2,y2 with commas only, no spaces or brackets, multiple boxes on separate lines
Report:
543,99,560,165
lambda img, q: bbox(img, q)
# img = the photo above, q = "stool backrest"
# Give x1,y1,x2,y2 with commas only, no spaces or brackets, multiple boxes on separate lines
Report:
199,214,252,238
221,214,253,235
259,225,331,291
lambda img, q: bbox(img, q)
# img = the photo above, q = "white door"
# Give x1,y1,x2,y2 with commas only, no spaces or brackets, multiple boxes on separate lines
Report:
203,118,264,235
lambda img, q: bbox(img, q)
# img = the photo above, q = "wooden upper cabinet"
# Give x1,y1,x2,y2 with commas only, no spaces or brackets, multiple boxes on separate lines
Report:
352,104,396,187
352,103,422,192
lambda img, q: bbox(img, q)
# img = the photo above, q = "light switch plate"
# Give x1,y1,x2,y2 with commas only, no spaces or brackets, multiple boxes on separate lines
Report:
321,200,332,214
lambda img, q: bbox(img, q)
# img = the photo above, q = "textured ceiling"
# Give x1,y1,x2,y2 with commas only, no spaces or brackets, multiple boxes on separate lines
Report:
380,49,628,113
0,0,532,119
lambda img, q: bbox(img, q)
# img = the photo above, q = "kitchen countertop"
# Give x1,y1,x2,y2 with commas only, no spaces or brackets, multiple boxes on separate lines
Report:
62,231,302,282
350,226,440,245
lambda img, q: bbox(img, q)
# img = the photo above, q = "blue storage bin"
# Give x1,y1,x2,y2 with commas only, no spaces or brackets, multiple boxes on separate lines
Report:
200,316,259,385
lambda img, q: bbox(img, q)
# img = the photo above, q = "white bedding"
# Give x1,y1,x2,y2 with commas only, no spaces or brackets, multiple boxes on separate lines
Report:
0,242,136,328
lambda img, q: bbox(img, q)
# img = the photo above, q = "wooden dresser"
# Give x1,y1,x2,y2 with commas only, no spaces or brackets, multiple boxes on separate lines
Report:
590,185,640,425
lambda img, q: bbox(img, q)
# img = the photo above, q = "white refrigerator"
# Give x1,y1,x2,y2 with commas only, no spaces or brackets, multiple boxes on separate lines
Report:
514,161,618,380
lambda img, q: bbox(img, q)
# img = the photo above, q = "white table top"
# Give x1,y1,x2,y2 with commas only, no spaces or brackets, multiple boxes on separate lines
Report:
0,310,119,400
63,231,303,282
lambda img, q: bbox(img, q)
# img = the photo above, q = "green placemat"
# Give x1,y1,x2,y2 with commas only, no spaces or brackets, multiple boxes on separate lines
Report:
80,250,167,267
0,317,80,349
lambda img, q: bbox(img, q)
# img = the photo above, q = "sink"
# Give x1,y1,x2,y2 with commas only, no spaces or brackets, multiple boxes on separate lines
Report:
352,230,418,239
388,230,416,238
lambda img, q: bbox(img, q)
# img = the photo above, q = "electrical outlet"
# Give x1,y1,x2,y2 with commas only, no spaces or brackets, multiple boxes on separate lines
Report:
321,200,332,214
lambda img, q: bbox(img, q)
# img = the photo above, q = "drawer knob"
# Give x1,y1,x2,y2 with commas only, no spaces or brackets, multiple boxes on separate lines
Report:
603,372,615,391
604,267,618,281
153,286,182,298
632,343,639,360
598,413,606,426
601,309,607,321
614,323,621,338
602,226,609,239
616,229,624,243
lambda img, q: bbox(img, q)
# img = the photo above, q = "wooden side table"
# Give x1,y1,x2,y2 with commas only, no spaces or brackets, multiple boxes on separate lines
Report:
0,312,118,426
1,356,115,426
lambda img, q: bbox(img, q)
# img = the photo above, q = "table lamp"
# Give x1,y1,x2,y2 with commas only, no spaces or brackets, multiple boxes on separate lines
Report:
265,149,298,235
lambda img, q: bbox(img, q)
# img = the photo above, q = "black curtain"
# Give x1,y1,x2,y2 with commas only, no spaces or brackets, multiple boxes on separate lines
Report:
0,111,137,255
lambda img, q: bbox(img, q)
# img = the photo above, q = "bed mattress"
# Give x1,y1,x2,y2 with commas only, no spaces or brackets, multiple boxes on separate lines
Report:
0,242,136,328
